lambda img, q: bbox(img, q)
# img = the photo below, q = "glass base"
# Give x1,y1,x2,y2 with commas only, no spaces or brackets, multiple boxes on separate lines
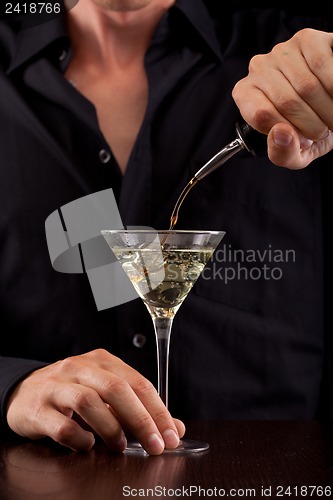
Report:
124,439,209,455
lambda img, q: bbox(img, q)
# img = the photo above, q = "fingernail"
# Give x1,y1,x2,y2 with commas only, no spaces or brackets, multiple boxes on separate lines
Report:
273,129,292,147
300,137,313,149
163,429,180,449
147,433,164,455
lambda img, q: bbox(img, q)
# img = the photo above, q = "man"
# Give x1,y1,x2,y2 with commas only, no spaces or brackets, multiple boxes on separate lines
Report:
0,1,332,454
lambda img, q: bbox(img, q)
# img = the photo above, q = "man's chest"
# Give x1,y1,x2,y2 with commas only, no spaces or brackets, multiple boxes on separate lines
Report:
65,64,148,174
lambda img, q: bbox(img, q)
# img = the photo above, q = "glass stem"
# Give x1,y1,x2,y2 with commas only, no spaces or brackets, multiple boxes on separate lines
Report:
152,316,173,409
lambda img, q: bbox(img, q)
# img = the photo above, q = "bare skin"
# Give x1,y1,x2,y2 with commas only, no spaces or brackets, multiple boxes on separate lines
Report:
7,349,185,454
233,28,333,169
64,0,175,173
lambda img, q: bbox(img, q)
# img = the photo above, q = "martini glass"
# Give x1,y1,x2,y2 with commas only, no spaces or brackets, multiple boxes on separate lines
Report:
101,229,225,454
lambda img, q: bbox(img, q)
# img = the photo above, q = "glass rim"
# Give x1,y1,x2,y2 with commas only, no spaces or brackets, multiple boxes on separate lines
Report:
101,229,225,235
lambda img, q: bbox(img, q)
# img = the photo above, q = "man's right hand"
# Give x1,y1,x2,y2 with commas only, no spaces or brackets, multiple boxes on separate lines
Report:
6,349,185,454
232,28,333,169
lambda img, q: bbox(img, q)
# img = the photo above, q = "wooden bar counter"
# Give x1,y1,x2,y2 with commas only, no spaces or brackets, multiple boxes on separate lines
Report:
0,420,332,499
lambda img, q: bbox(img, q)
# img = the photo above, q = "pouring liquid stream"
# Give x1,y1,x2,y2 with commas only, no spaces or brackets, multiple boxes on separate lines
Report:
168,177,198,230
167,122,266,233
160,178,197,248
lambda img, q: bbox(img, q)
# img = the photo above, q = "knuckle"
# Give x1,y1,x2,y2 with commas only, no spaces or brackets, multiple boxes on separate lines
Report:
271,41,288,58
53,419,77,443
152,408,171,426
134,412,153,430
308,54,326,73
295,76,320,100
72,388,97,410
102,376,129,398
103,423,124,444
57,356,80,373
88,348,119,366
90,348,109,359
231,80,242,102
293,29,326,71
249,109,274,134
248,53,266,75
40,378,58,399
231,78,246,102
275,95,300,116
294,27,315,43
132,376,156,398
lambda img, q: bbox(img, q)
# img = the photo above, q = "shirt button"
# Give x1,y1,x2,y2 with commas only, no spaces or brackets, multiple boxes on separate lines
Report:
99,149,111,164
133,334,147,349
59,49,67,62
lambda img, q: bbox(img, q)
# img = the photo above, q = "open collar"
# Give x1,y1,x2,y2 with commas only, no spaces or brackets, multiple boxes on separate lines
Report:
6,0,222,75
172,0,222,61
6,15,69,75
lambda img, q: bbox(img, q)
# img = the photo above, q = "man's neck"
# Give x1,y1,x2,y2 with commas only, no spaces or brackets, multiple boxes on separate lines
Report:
66,0,175,69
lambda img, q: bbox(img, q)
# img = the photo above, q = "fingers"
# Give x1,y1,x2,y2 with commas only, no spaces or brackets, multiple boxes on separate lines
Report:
174,418,186,438
70,358,181,454
233,53,329,141
86,374,177,455
6,350,186,455
8,399,96,452
267,122,333,169
232,28,333,148
267,123,312,169
40,409,96,452
267,29,333,137
52,383,127,452
293,29,333,103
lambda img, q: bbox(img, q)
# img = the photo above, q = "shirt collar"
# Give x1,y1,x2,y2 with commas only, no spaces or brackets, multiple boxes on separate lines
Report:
6,0,222,75
171,0,222,62
6,15,69,75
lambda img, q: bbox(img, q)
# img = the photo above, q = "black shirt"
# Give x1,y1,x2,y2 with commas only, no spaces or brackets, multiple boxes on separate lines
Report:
0,3,332,431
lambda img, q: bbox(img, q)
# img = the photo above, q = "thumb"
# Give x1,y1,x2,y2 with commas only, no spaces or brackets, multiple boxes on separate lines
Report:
267,123,312,169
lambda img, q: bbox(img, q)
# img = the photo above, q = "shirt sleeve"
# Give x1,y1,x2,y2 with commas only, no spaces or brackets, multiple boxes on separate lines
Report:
0,357,49,433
